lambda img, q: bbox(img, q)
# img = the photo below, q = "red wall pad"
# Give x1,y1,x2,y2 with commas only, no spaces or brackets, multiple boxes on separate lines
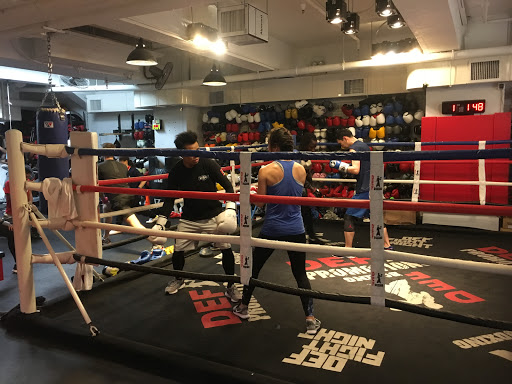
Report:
420,112,511,205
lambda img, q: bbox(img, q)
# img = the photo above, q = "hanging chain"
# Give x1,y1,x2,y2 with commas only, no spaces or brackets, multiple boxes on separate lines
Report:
46,32,53,90
40,31,64,118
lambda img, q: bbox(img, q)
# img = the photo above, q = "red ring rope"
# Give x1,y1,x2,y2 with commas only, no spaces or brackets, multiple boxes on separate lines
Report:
75,184,512,216
97,161,273,186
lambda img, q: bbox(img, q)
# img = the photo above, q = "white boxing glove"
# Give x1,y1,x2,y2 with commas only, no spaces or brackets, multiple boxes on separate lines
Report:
330,160,350,172
301,160,312,169
216,201,238,234
148,215,168,245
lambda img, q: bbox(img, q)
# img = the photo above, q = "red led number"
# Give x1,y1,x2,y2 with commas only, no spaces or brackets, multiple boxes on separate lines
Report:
477,102,484,111
452,104,456,112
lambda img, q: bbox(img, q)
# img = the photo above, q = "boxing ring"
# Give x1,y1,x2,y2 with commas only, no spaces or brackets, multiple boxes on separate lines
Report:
2,130,512,383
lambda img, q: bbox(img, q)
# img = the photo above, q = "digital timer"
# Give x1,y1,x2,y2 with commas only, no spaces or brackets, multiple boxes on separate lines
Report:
441,100,486,115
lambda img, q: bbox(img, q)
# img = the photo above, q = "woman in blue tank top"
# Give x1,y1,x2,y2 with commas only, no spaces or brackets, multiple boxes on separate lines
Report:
233,127,321,335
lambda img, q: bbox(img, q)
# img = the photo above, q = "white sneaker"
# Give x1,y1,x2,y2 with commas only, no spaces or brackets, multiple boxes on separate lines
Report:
165,277,185,295
225,285,242,302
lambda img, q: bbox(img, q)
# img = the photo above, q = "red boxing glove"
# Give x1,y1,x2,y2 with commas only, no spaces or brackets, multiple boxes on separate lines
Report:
332,116,341,126
391,189,400,199
347,116,355,126
297,120,306,130
341,118,348,127
226,123,232,132
341,186,349,198
326,117,333,127
307,123,315,133
254,132,260,141
248,132,254,141
320,186,330,196
342,104,353,117
312,163,323,173
347,189,355,199
238,133,243,143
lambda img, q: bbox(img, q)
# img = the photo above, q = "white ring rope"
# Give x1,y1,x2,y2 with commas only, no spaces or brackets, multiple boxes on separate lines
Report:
68,220,512,277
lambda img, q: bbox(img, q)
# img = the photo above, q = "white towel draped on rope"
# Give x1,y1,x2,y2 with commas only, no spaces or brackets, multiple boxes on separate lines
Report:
42,178,78,221
73,263,94,291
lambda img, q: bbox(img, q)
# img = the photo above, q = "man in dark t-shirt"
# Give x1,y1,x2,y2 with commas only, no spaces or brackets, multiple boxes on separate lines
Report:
333,129,392,249
156,131,241,301
98,143,147,244
119,156,146,207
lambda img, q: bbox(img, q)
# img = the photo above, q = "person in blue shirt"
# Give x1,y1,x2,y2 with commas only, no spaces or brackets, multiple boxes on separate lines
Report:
233,126,321,335
332,128,392,249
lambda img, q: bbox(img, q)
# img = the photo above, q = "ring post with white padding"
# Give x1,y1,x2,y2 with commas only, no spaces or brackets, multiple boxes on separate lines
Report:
6,129,36,314
239,152,253,285
70,131,102,291
369,151,385,306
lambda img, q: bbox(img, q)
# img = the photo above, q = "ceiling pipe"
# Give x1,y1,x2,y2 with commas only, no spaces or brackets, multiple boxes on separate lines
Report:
44,44,512,92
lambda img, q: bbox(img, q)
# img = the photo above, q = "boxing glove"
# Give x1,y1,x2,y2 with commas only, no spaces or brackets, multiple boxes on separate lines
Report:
216,201,237,234
300,160,312,168
148,215,168,245
330,160,350,172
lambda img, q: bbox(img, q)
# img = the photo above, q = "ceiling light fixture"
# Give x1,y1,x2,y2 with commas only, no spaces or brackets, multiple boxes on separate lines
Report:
387,12,406,28
372,38,421,58
375,0,397,17
203,64,226,87
126,38,157,66
187,22,226,55
326,0,348,24
342,12,359,34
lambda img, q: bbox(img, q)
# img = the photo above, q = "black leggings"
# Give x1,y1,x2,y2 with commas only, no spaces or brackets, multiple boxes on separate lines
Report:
241,233,314,317
0,223,16,263
173,248,235,287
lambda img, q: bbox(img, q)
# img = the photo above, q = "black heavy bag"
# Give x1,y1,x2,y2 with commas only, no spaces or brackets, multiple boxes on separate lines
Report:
36,106,70,214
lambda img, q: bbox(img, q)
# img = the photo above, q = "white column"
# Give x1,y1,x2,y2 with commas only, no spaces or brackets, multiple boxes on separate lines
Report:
70,132,101,287
6,129,35,313
369,151,385,306
239,152,252,285
478,141,486,205
411,142,421,202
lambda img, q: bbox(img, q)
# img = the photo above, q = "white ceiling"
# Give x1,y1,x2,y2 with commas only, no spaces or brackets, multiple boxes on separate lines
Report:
0,0,510,89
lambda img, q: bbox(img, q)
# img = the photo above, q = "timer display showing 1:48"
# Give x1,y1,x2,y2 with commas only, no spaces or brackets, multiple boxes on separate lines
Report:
441,100,486,115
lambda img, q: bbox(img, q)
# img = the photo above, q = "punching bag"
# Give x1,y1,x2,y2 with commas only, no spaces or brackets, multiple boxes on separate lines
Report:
36,105,70,214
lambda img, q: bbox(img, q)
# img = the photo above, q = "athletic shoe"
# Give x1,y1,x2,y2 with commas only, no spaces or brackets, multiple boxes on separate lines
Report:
232,303,250,319
165,277,185,295
102,237,111,245
306,318,321,335
225,285,242,302
384,246,394,251
12,264,17,274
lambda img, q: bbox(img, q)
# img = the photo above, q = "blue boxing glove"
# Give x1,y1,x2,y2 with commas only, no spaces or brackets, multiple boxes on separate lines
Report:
330,160,350,172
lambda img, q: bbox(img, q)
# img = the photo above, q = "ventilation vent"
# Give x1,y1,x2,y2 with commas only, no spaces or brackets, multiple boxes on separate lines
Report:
471,60,499,81
218,4,268,45
344,79,365,95
209,91,224,105
219,8,245,35
89,99,102,111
